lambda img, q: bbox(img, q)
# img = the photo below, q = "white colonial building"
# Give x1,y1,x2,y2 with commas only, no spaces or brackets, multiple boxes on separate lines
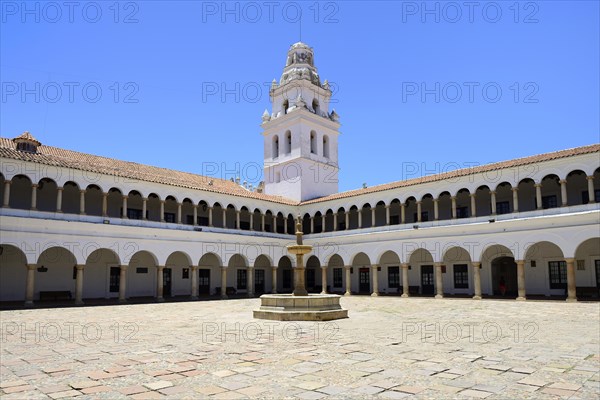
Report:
1,43,599,307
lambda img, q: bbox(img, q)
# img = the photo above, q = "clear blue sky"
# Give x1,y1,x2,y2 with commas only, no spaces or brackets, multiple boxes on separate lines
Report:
2,1,598,192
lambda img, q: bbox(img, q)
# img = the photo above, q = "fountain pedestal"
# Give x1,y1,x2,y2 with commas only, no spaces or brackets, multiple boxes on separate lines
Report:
253,216,348,321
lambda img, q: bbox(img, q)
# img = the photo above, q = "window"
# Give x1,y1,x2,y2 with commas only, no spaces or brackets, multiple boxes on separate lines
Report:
323,136,329,158
273,136,279,158
164,212,176,223
136,267,148,274
16,142,37,153
109,267,120,292
456,207,469,219
542,195,558,209
237,269,247,290
127,208,143,220
310,131,317,154
333,268,343,287
496,201,510,214
453,264,469,289
182,268,189,279
388,266,400,288
582,190,600,204
548,261,567,289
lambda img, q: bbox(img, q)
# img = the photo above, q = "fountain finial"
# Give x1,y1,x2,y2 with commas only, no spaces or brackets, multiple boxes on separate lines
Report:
295,215,303,245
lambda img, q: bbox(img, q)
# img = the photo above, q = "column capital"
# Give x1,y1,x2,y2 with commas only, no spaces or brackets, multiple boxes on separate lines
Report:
385,205,390,209
471,261,481,268
220,266,227,270
158,265,165,271
534,183,542,188
401,262,409,269
515,259,525,265
103,192,108,197
511,187,518,192
27,264,36,271
191,265,198,271
4,180,11,185
143,197,148,201
246,265,254,269
80,189,86,194
559,179,567,184
434,262,443,267
320,265,328,270
564,257,575,263
490,190,496,195
586,175,595,180
57,186,64,191
76,264,85,270
433,198,438,203
343,265,352,270
122,195,127,200
416,200,421,205
31,183,38,188
160,200,165,204
371,264,379,269
271,265,278,270
469,193,476,197
120,265,127,271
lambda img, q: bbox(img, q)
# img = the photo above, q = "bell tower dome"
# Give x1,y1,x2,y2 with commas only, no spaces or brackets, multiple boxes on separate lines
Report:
261,42,340,202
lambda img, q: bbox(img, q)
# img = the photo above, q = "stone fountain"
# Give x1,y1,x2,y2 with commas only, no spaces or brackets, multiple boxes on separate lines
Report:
253,216,348,321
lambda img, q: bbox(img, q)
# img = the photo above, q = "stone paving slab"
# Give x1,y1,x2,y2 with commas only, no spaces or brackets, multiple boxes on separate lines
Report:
0,297,599,399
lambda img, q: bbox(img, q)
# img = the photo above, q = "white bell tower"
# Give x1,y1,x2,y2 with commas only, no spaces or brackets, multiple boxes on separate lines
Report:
261,42,341,202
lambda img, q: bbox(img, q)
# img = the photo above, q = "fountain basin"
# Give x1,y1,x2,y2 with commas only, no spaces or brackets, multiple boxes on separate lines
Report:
253,293,348,321
286,245,313,255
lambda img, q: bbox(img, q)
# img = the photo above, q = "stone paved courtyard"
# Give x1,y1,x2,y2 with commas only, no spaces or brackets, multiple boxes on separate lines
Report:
1,297,599,399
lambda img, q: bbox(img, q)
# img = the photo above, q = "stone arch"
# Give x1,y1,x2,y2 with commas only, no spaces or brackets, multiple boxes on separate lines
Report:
228,254,248,292
106,187,123,218
0,244,28,301
165,251,193,297
84,248,122,299
540,174,561,209
84,184,104,216
9,174,32,209
516,178,536,212
565,169,588,206
225,204,237,229
127,250,159,298
62,181,81,214
36,178,58,212
306,255,321,293
198,252,222,296
277,255,293,293
36,246,78,300
212,202,224,228
475,185,492,217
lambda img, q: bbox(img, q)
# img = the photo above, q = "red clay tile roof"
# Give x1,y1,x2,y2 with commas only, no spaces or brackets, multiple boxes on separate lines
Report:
1,135,598,206
0,137,297,205
301,143,600,204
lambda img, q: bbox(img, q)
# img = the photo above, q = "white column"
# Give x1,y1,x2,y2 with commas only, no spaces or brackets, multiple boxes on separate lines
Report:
177,202,182,224
247,267,254,297
560,179,568,206
470,193,477,217
249,213,254,230
385,206,390,225
371,208,375,227
142,197,147,220
193,205,198,225
119,265,127,302
490,191,497,215
102,193,108,216
344,266,352,295
401,263,409,298
310,217,314,233
30,184,38,210
434,262,443,299
371,265,379,296
433,199,439,220
284,219,288,234
236,211,240,229
451,197,457,219
416,201,422,222
472,262,481,300
587,176,596,203
157,266,164,301
535,184,542,210
271,266,278,293
208,207,213,226
321,266,327,294
272,215,277,232
75,265,84,305
80,190,86,215
161,201,166,222
191,266,198,299
25,264,35,306
261,214,266,232
345,212,349,229
2,181,10,207
516,260,526,301
400,203,406,224
333,213,338,231
566,258,577,302
358,211,362,228
122,195,128,218
56,187,63,212
512,188,519,212
220,267,228,299
322,214,326,231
